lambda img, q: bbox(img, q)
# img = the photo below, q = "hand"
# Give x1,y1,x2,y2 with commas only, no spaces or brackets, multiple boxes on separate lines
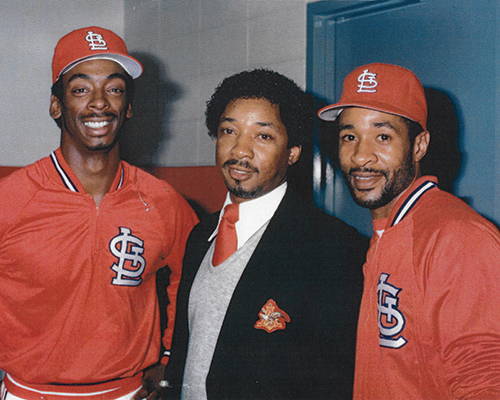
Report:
132,363,167,400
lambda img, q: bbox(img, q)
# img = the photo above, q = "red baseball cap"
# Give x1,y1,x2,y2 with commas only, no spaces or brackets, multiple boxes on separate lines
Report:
317,63,427,131
52,26,143,84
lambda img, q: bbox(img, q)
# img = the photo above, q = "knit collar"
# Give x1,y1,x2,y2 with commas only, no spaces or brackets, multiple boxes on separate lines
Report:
382,175,438,230
49,147,124,193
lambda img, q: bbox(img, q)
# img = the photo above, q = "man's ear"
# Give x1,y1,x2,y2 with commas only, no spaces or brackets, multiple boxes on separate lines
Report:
288,145,302,166
413,130,430,163
50,95,62,120
126,103,133,119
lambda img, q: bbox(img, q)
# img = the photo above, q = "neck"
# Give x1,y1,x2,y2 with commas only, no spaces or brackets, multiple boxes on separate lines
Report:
370,169,422,221
370,195,401,220
60,142,121,207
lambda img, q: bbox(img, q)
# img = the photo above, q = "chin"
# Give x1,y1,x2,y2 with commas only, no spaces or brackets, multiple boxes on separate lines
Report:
87,138,119,152
85,144,114,154
349,188,381,209
228,184,260,200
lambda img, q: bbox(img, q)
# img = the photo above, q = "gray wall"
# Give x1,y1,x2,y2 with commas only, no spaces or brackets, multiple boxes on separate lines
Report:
123,0,312,167
0,0,124,166
0,0,312,167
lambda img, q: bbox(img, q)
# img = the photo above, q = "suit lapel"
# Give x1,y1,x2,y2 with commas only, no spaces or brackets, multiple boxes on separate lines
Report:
165,212,219,388
182,213,219,284
210,190,311,368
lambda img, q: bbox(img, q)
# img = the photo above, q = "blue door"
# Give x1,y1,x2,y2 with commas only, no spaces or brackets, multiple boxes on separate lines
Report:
307,0,500,236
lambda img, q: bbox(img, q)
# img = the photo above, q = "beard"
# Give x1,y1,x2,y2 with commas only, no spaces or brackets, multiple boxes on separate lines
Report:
227,184,259,200
223,159,262,200
341,150,416,210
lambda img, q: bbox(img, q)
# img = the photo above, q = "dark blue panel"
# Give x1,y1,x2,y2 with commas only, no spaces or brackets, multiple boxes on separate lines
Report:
308,0,500,236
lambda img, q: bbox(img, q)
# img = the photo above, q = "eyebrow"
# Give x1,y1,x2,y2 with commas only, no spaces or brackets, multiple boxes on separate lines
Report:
373,121,397,130
67,72,128,84
338,123,353,131
338,121,397,131
219,116,276,128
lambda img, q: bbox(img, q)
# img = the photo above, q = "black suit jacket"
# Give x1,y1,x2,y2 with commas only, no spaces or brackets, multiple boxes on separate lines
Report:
164,189,368,399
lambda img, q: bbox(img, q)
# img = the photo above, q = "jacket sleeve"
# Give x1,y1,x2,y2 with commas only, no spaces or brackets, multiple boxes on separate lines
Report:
423,219,500,398
159,193,199,364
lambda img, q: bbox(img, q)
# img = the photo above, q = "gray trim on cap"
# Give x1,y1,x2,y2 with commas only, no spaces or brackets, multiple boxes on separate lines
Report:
57,54,143,81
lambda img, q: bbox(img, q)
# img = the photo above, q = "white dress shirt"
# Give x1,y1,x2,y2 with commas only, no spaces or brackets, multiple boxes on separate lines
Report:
208,182,287,249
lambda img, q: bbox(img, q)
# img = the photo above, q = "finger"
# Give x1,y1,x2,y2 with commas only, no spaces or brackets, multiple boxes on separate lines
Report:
149,389,164,400
131,386,149,400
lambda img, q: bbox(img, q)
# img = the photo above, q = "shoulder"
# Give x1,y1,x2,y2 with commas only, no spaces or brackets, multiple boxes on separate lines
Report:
122,163,199,231
0,159,48,209
283,190,368,244
128,163,180,197
405,190,500,308
126,163,195,211
413,188,499,239
0,159,49,235
276,190,369,275
407,189,500,274
0,157,48,188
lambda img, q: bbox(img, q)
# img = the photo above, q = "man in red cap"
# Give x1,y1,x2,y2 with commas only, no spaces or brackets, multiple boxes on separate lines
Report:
319,63,500,398
0,27,198,400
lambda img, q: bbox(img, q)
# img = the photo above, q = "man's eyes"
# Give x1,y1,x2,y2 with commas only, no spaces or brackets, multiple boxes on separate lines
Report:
340,133,356,141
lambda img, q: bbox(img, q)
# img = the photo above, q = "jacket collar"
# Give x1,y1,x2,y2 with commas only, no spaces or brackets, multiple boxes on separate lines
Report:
210,188,311,368
49,148,125,193
385,175,438,229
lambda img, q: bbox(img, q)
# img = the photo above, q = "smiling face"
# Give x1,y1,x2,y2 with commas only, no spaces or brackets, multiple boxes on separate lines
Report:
215,97,301,204
338,107,429,219
50,59,132,154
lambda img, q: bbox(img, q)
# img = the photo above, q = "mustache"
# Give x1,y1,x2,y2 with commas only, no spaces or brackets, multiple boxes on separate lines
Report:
348,167,383,174
344,167,389,181
223,159,259,173
81,112,117,119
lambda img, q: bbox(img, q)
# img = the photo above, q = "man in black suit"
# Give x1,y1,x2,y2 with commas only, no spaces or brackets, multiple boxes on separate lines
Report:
163,69,368,400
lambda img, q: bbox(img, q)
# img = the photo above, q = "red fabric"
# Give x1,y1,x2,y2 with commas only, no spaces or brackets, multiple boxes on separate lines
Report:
354,176,500,399
212,203,239,266
146,166,225,214
317,63,427,130
3,374,142,400
52,26,142,83
0,149,198,386
0,166,226,215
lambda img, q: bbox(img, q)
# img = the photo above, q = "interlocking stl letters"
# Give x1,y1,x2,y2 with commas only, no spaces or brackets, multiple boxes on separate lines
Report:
357,69,378,93
377,273,407,348
110,227,146,286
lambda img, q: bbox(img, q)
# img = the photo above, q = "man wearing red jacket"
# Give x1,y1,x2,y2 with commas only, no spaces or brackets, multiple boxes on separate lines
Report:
318,63,500,399
0,27,197,400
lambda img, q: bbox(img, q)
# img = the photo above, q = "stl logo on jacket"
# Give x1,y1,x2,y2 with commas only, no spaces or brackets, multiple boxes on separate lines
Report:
109,226,146,286
377,273,407,349
254,299,290,333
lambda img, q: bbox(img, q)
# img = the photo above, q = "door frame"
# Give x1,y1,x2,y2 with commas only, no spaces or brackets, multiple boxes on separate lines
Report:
306,0,421,216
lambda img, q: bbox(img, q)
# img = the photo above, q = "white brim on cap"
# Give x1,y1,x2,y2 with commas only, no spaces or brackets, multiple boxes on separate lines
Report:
57,54,143,82
317,106,344,121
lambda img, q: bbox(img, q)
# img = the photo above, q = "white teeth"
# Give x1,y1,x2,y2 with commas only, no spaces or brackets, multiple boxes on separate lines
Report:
84,121,109,129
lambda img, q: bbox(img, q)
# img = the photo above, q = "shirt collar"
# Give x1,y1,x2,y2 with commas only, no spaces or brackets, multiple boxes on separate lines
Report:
208,182,287,248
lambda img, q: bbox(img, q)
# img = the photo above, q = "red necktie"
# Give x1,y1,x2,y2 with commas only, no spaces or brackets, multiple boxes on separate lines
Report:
212,203,239,266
